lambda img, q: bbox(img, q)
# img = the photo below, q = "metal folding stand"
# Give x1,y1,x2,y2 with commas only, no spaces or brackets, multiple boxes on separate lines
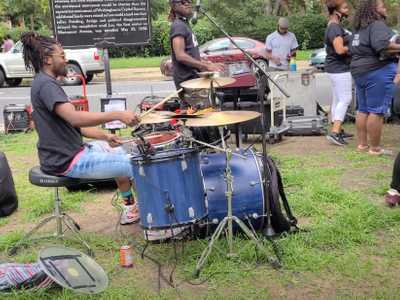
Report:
9,186,93,257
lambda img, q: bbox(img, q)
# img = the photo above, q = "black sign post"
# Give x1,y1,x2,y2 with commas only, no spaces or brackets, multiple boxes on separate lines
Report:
49,0,151,96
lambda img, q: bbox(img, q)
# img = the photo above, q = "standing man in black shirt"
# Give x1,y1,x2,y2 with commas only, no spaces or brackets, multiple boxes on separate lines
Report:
350,0,400,155
324,0,353,146
168,0,222,103
21,32,141,225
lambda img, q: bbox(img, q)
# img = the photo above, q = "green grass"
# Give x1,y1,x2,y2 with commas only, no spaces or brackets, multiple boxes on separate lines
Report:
1,128,400,299
110,56,167,69
296,49,313,61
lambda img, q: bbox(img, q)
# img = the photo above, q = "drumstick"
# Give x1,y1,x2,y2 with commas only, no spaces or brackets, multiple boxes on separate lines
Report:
120,138,137,144
139,89,183,119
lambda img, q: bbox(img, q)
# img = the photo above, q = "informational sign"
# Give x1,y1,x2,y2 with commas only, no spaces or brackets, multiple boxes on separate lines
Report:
50,0,151,48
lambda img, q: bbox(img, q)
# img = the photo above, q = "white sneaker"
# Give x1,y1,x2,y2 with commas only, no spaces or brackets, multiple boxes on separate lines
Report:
120,204,140,225
144,226,188,241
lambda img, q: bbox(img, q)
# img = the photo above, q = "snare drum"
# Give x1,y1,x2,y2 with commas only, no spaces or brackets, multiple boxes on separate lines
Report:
122,130,182,154
131,148,207,229
143,130,182,150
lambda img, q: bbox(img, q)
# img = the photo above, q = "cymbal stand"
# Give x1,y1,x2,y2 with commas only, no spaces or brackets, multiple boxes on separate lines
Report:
192,127,281,278
197,6,289,238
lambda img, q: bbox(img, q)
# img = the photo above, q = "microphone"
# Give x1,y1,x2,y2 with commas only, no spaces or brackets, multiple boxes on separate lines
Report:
191,0,201,25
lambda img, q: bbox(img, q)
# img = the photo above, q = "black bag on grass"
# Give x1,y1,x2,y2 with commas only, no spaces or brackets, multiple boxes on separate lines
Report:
0,152,18,217
262,155,298,234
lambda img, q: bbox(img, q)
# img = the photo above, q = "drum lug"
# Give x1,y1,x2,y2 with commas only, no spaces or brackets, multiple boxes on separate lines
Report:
147,213,153,226
249,181,259,187
139,162,145,177
188,207,195,218
181,156,188,171
212,218,219,224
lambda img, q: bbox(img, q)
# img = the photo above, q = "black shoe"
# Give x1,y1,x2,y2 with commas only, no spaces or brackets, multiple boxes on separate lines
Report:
326,133,347,146
340,129,354,139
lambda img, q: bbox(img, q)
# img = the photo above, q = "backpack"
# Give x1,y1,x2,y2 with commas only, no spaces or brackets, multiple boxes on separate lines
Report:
0,152,18,217
262,154,298,234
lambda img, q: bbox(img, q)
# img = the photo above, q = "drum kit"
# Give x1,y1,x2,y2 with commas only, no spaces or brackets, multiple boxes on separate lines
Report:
126,73,281,276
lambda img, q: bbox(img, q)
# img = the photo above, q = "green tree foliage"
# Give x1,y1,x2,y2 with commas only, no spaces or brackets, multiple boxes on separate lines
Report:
0,0,398,57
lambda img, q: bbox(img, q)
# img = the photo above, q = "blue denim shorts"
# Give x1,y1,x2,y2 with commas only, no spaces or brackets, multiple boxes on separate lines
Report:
64,141,136,179
355,63,397,114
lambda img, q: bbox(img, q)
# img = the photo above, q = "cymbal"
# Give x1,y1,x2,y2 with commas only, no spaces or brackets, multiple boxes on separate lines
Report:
183,111,261,127
140,111,174,124
180,77,236,89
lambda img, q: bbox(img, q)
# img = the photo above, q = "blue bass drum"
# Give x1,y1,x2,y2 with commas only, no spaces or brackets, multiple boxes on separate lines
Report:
200,149,265,230
131,148,207,229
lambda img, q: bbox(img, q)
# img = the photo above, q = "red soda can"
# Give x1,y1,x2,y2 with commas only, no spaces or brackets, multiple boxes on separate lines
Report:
119,245,133,268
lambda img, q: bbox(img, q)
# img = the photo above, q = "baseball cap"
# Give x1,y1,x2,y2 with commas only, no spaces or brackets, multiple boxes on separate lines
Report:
278,17,289,28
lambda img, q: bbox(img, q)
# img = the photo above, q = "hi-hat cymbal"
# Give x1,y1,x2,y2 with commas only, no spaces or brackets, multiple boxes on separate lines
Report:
180,77,236,89
140,111,175,124
183,111,261,127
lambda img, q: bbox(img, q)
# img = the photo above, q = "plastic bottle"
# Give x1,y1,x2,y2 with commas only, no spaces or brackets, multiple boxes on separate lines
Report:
289,57,297,71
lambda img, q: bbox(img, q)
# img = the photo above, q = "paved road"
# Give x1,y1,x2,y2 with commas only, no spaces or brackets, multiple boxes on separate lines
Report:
0,73,332,129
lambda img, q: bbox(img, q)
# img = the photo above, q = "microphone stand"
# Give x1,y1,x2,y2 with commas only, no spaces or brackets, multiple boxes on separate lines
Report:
197,6,289,239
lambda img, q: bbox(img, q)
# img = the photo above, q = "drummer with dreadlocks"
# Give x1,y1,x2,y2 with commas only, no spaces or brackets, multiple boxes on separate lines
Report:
21,32,141,225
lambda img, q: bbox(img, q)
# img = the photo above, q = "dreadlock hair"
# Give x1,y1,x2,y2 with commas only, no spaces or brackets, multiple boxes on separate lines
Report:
352,0,383,31
168,7,177,22
20,32,59,74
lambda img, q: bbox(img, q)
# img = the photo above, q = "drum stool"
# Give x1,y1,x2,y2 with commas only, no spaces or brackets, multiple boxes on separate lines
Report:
9,166,93,256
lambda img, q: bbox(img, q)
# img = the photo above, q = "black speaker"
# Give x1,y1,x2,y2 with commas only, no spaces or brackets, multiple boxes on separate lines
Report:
0,152,18,217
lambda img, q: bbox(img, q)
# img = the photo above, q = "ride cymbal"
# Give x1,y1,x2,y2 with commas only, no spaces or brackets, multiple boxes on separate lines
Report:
184,111,261,127
180,77,236,89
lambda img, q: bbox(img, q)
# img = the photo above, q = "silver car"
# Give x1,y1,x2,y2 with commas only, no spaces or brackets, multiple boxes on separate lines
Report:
0,41,104,87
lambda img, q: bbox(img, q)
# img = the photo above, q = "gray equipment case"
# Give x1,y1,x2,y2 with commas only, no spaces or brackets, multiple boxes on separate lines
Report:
284,115,328,136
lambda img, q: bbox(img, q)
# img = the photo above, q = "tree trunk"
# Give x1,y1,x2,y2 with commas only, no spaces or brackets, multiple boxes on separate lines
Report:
397,5,400,28
264,0,273,15
30,15,34,30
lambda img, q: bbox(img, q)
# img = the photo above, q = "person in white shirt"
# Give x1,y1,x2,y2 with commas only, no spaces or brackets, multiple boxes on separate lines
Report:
265,18,299,70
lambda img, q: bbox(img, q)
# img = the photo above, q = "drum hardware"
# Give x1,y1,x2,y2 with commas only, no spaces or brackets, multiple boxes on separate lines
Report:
195,2,291,239
136,134,156,159
190,127,281,278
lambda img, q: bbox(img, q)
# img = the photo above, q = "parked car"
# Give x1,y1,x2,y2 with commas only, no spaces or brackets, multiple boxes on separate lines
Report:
309,48,327,70
160,37,268,85
0,41,104,87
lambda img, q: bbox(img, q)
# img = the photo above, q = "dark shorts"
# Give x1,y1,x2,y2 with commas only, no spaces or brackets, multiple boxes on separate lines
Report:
355,63,397,114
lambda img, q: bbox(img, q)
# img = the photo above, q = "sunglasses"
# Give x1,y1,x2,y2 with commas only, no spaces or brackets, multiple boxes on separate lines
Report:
51,54,66,60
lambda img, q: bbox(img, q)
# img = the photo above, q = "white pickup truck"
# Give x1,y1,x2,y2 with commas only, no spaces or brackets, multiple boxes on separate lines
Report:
0,41,104,87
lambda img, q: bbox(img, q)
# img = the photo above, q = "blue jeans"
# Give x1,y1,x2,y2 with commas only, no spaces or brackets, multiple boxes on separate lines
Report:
355,63,397,114
64,141,136,179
